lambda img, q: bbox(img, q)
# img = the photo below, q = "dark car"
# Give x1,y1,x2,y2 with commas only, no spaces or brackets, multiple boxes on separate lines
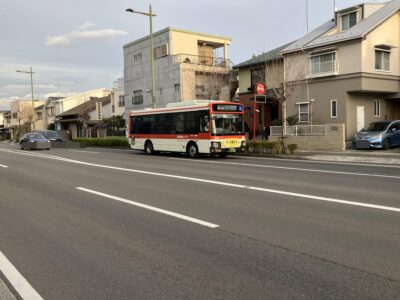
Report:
19,133,51,150
34,130,63,142
353,120,400,150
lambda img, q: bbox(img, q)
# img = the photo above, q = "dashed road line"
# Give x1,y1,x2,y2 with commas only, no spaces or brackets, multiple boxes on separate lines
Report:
68,150,99,154
0,164,8,168
76,187,219,228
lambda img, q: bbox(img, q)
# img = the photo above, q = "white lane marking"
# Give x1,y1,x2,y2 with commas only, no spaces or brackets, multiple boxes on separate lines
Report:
168,158,400,180
76,187,219,228
0,164,8,168
67,150,99,154
237,156,400,169
1,148,400,213
0,251,43,300
87,147,131,152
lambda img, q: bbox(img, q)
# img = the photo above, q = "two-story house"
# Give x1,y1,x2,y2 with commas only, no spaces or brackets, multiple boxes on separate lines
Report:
9,100,45,140
281,0,400,142
123,27,233,112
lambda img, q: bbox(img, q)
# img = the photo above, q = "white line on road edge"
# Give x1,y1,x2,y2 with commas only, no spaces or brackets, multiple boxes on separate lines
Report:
0,164,8,168
68,150,99,154
76,187,220,228
0,251,43,300
237,156,400,169
1,148,400,213
168,158,400,180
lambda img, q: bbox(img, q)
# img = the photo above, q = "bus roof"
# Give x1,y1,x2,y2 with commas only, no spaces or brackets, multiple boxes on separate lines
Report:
129,100,241,115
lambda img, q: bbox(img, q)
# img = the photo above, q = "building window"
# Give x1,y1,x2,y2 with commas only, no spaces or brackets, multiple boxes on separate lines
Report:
341,11,357,31
153,44,168,59
133,52,142,62
174,84,180,93
309,52,337,77
132,90,143,105
118,95,125,107
375,49,390,71
374,100,381,117
298,103,309,122
36,111,43,120
330,100,337,118
112,105,115,113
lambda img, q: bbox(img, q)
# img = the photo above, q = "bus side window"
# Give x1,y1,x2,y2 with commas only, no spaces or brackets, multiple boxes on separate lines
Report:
199,112,209,133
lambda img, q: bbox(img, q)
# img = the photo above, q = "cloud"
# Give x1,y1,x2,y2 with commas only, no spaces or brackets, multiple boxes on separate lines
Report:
45,23,128,47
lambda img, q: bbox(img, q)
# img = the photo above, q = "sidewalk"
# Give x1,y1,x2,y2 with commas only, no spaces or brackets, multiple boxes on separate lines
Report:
290,149,400,165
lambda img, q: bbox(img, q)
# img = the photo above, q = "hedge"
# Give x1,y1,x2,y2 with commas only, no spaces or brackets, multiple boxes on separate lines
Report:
246,140,297,155
72,137,130,148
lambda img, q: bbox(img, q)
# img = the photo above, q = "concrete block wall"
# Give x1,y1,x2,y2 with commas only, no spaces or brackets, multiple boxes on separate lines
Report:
269,124,345,151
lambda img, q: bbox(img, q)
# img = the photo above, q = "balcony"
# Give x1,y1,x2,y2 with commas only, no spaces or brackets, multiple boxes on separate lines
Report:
173,53,231,69
307,60,339,78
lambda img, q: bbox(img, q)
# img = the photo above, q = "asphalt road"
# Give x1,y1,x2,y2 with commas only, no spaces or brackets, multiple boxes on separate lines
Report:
0,144,399,299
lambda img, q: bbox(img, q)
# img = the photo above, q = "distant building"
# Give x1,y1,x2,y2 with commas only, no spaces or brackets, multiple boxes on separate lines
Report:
123,27,235,113
56,95,111,139
111,78,125,118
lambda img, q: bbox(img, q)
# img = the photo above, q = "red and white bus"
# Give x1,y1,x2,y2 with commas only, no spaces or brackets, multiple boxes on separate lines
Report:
127,100,246,157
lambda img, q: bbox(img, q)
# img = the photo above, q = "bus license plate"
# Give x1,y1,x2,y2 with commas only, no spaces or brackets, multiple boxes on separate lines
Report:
223,139,240,148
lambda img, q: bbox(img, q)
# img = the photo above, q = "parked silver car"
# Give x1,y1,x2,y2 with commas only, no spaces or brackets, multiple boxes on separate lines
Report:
353,120,400,150
19,133,51,150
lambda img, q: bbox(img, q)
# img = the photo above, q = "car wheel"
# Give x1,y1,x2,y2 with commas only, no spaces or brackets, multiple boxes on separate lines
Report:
383,139,391,150
186,142,199,158
144,141,154,155
219,153,228,158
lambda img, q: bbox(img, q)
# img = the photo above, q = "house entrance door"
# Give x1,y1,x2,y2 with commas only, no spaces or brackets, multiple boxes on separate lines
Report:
356,106,365,132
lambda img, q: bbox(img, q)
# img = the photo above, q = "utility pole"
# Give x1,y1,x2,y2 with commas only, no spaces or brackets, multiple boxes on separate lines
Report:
126,4,157,109
16,67,36,131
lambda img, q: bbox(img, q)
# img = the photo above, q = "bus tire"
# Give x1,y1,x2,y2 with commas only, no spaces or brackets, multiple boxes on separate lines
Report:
186,142,199,158
219,153,228,158
144,141,154,155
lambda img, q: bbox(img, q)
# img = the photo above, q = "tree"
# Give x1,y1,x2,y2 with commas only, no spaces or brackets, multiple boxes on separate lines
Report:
250,52,308,138
107,115,125,136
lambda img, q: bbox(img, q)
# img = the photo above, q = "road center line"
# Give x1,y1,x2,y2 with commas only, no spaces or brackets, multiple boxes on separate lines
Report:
76,187,219,228
168,158,400,180
0,251,43,300
0,164,8,168
1,148,400,213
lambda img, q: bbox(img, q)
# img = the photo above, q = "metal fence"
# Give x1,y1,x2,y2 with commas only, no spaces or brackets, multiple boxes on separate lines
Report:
270,125,327,136
173,53,231,68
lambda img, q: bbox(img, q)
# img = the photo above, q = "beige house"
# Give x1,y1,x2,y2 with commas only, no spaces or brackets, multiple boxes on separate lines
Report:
281,0,400,141
123,27,235,112
111,78,125,118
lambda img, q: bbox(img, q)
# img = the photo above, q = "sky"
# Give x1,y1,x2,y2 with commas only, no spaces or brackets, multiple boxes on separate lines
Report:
0,0,390,109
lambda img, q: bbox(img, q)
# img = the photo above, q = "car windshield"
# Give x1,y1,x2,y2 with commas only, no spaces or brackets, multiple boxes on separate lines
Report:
42,131,59,138
362,122,390,132
212,114,244,136
29,133,46,139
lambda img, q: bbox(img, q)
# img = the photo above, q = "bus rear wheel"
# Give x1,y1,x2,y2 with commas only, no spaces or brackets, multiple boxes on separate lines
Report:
186,142,199,158
145,141,154,155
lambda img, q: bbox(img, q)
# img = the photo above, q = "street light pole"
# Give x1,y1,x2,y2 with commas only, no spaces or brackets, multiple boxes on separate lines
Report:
126,5,157,109
16,67,36,131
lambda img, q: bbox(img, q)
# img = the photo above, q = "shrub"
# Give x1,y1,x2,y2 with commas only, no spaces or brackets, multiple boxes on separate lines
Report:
72,137,130,148
287,144,298,154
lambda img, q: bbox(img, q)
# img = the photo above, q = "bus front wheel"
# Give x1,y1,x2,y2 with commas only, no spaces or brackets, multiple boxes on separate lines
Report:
186,142,199,158
145,141,154,155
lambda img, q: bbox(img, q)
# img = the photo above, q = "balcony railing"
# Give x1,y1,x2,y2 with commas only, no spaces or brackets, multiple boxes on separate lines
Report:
307,60,339,78
173,53,231,68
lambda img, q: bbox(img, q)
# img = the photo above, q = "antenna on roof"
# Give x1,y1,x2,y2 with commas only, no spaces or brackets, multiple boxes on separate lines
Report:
306,0,309,34
334,0,337,17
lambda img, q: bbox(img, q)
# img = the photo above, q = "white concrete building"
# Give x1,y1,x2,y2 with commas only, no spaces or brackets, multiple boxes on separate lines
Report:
123,27,233,112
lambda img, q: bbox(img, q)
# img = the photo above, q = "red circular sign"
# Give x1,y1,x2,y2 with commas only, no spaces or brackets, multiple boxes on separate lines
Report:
255,82,266,95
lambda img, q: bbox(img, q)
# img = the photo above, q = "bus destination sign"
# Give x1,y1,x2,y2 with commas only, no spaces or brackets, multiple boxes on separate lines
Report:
213,104,243,112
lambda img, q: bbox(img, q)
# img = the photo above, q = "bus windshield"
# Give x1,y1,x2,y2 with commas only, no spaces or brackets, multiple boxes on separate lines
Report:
212,114,244,136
